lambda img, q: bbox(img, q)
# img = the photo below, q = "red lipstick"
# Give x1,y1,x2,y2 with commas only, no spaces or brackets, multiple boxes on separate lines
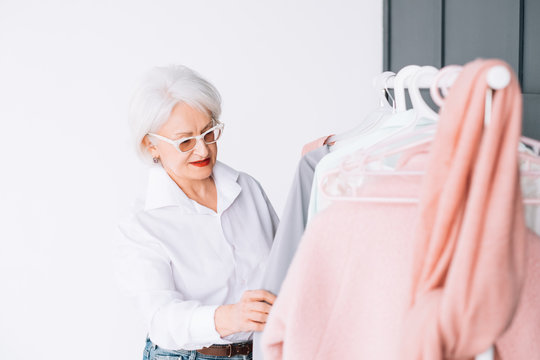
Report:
190,158,211,167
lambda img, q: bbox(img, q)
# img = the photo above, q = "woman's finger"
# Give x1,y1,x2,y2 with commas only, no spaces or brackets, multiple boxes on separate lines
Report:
244,289,277,304
248,320,265,332
247,300,272,314
247,311,268,324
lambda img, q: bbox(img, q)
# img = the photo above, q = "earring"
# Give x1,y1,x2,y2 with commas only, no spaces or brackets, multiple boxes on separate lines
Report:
153,157,159,164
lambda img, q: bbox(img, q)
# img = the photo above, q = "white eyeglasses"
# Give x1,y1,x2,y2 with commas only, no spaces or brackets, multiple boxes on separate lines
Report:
147,123,224,153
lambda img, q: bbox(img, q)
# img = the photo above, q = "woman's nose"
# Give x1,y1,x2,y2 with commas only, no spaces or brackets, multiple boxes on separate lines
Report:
192,137,209,157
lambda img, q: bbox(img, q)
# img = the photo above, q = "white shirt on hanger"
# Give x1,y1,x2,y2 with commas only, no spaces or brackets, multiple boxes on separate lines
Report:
307,110,423,222
115,161,279,350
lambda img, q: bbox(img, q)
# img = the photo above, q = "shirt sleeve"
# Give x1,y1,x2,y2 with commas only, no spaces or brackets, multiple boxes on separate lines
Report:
115,215,223,350
265,193,280,239
254,179,280,238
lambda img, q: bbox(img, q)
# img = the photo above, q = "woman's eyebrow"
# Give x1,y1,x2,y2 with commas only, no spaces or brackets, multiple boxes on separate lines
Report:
201,121,214,131
174,121,214,136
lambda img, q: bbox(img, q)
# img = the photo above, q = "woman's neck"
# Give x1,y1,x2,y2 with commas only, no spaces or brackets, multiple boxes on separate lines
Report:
165,168,218,212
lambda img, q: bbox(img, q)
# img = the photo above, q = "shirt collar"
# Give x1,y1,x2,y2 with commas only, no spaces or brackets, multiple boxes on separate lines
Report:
144,161,242,214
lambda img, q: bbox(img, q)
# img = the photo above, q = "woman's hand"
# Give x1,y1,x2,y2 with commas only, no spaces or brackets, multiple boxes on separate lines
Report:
214,290,277,337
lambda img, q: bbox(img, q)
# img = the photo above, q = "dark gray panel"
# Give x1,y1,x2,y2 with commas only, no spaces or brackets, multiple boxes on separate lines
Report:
389,0,442,72
444,0,520,72
523,94,540,140
387,89,440,114
523,0,540,93
383,0,390,71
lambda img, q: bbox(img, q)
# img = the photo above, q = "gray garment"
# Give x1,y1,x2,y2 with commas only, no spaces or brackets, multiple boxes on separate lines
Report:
253,145,329,360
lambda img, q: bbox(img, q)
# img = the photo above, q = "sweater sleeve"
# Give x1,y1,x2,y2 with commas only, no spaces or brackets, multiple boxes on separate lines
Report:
115,216,222,350
495,230,540,359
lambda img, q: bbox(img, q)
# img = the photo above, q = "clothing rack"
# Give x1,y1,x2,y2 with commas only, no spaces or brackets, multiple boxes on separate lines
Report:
378,65,510,90
261,62,530,359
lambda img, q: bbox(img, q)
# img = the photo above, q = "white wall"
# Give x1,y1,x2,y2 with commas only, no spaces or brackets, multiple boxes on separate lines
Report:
0,1,382,358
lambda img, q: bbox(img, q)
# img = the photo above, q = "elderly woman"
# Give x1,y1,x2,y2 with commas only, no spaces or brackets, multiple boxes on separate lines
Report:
116,65,279,360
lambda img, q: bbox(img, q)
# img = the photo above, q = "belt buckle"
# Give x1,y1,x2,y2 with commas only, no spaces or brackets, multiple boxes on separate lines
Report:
226,344,233,357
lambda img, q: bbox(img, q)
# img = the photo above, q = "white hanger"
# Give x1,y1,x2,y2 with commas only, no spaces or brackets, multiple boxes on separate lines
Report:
393,65,421,112
409,66,440,120
326,72,395,145
430,65,463,107
353,65,438,158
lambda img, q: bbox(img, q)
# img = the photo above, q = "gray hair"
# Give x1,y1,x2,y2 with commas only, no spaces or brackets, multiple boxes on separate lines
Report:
128,64,222,165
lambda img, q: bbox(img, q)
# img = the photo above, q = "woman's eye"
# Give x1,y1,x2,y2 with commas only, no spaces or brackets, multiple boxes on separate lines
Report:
179,138,196,152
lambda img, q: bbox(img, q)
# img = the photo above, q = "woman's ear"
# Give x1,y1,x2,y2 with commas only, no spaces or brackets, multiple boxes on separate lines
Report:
142,135,159,159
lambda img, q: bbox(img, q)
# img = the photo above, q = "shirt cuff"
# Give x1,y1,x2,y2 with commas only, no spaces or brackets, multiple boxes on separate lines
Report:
188,304,222,344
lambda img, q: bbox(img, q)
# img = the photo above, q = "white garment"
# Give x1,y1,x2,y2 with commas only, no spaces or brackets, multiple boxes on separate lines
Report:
308,110,426,222
521,158,540,236
115,161,279,350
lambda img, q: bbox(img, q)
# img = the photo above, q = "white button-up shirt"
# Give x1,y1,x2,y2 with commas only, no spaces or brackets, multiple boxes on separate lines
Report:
116,161,279,350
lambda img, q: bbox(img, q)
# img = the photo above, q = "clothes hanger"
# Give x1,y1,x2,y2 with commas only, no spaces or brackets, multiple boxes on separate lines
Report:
393,65,421,112
519,137,540,206
409,66,440,120
327,65,441,182
326,72,396,146
329,65,430,162
319,66,439,186
430,65,463,107
346,65,437,157
330,65,429,154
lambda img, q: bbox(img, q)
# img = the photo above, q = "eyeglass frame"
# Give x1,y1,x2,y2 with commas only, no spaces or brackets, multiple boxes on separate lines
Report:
147,122,225,153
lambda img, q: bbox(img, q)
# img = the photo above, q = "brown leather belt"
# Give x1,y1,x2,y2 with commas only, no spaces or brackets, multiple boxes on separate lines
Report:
197,341,253,357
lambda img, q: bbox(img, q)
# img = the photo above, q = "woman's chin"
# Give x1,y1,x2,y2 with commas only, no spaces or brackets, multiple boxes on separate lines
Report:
186,164,214,180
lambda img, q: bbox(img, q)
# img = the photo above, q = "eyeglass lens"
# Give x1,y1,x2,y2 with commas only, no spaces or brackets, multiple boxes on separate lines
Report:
178,127,222,152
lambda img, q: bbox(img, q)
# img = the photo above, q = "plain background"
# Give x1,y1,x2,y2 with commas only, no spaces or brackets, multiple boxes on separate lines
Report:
0,1,382,359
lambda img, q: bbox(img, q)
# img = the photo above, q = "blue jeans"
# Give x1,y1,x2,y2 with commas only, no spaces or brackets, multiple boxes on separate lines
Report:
142,338,253,360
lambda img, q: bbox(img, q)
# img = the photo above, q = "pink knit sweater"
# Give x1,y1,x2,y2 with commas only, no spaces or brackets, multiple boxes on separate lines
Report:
261,200,538,359
262,150,427,359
